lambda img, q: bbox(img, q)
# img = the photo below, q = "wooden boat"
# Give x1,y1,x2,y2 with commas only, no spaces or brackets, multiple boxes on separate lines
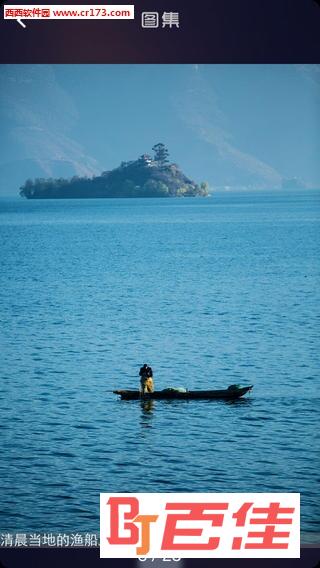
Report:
113,385,253,401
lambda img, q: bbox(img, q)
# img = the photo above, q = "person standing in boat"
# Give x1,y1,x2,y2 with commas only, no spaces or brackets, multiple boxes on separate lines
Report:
139,363,154,394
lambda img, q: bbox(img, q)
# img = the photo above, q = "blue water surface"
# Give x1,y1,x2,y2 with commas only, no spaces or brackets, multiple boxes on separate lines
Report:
0,191,319,540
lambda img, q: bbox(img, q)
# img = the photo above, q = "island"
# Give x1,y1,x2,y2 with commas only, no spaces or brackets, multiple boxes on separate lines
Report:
19,144,209,199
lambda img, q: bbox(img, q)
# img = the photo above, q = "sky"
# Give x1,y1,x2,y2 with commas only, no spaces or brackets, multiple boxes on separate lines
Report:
0,64,319,196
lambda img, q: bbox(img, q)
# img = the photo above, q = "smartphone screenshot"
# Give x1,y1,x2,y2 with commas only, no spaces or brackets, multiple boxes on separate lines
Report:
0,1,319,567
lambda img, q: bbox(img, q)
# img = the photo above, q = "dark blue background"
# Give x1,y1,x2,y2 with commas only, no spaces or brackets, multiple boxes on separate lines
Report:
0,0,320,62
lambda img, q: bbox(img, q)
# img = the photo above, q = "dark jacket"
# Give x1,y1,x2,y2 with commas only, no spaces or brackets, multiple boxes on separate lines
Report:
139,365,153,378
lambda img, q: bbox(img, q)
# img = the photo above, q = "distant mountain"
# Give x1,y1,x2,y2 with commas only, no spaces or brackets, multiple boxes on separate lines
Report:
19,144,209,199
0,65,100,195
1,64,319,196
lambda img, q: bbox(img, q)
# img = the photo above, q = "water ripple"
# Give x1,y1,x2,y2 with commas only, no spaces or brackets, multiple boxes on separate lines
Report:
0,194,319,540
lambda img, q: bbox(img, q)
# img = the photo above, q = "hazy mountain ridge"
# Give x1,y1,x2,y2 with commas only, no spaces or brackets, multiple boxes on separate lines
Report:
0,64,319,195
0,65,100,194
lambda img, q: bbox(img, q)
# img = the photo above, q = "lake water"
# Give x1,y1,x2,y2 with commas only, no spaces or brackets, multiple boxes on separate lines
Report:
0,192,319,542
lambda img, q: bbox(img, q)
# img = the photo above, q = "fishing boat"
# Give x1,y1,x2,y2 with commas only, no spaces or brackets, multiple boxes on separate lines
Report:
113,384,253,401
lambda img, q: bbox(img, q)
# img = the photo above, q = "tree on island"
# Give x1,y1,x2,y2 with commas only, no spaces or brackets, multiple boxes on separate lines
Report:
152,143,170,168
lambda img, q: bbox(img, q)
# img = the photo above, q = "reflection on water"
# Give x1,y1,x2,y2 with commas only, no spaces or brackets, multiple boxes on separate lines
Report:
140,400,155,415
140,400,155,429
